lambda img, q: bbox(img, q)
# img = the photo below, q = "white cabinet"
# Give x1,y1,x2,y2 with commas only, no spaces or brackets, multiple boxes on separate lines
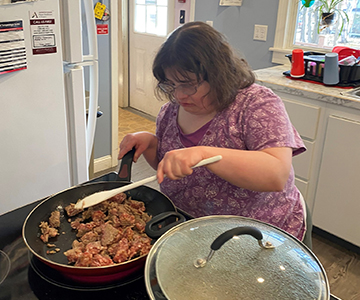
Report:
276,92,360,247
281,97,321,211
313,114,360,247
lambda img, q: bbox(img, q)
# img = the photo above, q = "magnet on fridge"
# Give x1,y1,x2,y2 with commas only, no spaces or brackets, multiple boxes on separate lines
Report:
94,2,106,20
101,8,110,21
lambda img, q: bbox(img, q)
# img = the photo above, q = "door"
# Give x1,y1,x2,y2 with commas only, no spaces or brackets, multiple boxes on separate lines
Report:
129,0,175,117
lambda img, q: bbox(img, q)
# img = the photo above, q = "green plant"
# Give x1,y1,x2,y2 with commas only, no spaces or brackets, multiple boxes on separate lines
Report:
301,0,350,36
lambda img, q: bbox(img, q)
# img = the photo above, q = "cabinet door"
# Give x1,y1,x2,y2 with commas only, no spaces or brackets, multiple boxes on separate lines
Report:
313,115,360,247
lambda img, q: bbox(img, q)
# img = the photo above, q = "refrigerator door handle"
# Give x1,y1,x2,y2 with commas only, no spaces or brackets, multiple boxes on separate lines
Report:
86,60,99,167
82,0,99,167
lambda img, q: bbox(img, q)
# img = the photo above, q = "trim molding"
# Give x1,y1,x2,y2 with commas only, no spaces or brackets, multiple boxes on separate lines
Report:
94,155,112,173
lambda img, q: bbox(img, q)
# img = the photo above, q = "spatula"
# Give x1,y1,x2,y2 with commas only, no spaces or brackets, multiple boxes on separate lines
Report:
74,155,222,210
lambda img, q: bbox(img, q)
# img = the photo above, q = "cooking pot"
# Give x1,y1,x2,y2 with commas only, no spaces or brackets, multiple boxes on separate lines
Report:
144,215,330,300
22,149,184,284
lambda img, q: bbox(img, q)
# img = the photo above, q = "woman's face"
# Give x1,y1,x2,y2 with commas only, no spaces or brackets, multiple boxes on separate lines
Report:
163,69,216,115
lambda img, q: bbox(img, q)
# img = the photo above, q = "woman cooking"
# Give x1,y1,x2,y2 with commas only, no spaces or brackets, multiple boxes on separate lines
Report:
118,22,310,246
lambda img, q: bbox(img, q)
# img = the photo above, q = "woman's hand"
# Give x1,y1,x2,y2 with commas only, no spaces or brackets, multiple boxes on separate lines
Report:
118,132,159,169
157,148,205,183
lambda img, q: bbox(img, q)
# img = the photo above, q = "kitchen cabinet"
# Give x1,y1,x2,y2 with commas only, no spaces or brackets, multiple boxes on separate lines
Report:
312,113,360,247
255,65,360,247
282,98,321,206
276,92,360,247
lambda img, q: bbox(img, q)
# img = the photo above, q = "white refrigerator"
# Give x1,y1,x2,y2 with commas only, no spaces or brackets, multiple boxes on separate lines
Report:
0,0,99,215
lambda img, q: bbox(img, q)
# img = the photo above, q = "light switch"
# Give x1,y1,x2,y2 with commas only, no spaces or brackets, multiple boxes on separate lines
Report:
206,20,213,27
253,24,268,41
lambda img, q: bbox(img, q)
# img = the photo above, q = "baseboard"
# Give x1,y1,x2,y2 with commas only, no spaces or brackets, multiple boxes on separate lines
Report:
313,226,360,255
94,155,115,173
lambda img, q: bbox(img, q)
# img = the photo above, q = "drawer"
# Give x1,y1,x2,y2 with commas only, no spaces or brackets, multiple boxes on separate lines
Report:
283,99,320,140
292,140,314,180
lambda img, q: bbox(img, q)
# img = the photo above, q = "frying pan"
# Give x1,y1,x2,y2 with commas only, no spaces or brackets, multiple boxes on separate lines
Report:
22,149,183,284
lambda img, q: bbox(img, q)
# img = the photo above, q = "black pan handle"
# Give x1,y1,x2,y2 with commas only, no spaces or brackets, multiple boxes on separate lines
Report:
145,211,186,239
117,147,136,182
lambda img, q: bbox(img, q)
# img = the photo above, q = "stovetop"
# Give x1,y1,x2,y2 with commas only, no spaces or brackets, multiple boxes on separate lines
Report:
0,172,341,300
0,172,156,300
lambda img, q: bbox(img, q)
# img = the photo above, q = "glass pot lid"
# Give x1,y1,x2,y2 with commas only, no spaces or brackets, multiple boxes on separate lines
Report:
145,216,329,300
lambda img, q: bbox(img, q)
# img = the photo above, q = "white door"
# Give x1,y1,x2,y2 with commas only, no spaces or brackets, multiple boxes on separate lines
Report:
129,0,175,118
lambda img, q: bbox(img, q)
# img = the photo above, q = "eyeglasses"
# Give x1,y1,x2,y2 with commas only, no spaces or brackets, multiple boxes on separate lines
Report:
158,80,204,96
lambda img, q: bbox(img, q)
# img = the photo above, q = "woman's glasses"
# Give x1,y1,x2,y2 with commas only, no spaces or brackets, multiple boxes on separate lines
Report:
158,81,204,96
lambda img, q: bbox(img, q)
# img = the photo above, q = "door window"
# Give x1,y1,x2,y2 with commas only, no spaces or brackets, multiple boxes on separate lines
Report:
134,0,168,36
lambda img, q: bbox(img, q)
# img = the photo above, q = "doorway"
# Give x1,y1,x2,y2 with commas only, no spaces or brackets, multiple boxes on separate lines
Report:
128,0,175,117
118,1,195,118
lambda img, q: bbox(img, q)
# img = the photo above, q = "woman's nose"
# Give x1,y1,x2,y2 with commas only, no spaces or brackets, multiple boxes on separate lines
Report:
174,89,189,100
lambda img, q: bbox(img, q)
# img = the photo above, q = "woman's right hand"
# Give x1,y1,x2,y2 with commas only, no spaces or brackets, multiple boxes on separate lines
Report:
118,131,158,165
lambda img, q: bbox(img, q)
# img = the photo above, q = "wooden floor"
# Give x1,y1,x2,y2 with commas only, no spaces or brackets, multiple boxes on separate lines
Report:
115,107,360,300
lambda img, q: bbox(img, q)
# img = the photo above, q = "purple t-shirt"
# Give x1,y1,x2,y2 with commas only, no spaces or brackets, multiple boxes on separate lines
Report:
156,83,306,240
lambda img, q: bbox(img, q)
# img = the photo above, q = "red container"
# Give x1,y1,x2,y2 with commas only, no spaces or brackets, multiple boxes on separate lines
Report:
332,46,360,61
290,49,305,78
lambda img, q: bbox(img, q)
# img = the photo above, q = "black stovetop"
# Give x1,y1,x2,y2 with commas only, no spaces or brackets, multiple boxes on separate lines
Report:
0,172,154,300
0,172,340,300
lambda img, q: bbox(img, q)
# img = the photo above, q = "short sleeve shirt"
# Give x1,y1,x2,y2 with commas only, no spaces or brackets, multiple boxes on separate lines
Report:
155,83,306,240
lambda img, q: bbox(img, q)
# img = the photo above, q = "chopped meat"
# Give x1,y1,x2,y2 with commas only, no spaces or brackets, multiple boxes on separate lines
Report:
76,222,97,238
39,221,59,243
90,254,114,267
60,192,153,267
119,212,136,226
65,203,83,217
80,231,99,244
101,222,120,246
113,238,130,263
49,211,60,228
63,247,84,263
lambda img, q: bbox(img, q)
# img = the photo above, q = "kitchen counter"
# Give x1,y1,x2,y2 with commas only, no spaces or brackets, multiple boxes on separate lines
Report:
254,65,360,110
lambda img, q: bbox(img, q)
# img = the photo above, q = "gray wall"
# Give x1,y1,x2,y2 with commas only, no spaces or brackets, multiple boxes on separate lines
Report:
194,0,280,70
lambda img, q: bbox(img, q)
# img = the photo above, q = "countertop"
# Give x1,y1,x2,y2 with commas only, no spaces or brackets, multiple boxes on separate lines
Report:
254,65,360,111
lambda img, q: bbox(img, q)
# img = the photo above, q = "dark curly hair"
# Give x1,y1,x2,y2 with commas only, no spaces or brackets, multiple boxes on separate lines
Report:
152,21,255,111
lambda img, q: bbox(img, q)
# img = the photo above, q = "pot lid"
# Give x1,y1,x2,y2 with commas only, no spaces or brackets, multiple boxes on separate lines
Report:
145,216,329,300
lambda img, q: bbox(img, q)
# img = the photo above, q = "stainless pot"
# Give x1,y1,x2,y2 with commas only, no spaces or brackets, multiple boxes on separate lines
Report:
144,215,330,300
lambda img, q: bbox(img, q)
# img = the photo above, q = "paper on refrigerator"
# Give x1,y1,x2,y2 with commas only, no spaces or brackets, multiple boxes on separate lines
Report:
0,20,27,75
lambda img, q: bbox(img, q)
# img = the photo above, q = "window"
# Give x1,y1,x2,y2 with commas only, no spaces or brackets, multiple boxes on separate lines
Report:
271,0,360,64
134,0,168,36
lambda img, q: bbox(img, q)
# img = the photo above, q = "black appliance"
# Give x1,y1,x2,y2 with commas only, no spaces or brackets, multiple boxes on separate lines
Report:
0,172,341,300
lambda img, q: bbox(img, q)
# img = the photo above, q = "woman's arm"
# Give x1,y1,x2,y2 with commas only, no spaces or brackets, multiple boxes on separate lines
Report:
157,146,292,192
118,131,159,170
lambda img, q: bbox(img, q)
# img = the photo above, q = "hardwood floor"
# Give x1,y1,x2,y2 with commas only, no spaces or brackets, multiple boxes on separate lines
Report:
114,107,360,300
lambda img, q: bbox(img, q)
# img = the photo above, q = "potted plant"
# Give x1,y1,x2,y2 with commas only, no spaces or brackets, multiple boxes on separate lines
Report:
301,0,349,35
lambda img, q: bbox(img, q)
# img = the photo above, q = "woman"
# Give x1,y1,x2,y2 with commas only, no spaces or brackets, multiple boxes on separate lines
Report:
118,22,308,243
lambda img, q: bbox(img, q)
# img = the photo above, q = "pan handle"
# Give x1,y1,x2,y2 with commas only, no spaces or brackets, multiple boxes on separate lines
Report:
145,211,186,239
117,147,136,182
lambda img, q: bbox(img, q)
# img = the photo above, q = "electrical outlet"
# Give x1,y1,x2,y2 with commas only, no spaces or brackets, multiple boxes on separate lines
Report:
253,24,268,41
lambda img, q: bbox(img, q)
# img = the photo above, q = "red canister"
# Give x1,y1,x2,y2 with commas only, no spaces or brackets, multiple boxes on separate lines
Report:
290,49,305,78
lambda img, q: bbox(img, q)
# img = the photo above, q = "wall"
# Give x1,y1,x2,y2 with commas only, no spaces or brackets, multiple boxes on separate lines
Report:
194,0,279,70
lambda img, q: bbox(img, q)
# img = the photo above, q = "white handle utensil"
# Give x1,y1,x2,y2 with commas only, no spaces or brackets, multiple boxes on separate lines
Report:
74,155,222,209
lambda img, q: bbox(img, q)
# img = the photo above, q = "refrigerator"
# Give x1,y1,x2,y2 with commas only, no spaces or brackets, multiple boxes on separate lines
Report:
0,0,99,215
